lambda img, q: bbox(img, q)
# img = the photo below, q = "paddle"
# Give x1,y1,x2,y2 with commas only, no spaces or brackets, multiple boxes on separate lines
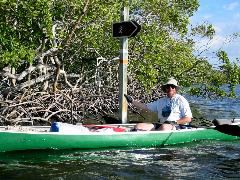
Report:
214,124,240,137
124,94,146,120
212,119,240,137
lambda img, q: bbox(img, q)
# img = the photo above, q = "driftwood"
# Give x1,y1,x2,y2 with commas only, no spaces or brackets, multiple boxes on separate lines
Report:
0,88,117,126
0,85,164,126
0,56,166,126
0,75,165,126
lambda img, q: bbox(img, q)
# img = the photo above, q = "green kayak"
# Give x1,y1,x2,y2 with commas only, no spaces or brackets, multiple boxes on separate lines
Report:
0,122,239,152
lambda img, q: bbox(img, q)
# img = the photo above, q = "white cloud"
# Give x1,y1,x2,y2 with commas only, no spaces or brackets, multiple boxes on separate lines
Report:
210,35,226,48
213,24,223,34
202,14,213,20
195,34,240,65
194,35,229,56
223,2,239,10
233,12,240,19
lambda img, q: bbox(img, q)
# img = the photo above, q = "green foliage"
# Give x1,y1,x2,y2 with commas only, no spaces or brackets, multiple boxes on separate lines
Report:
217,50,240,97
0,0,239,98
191,23,215,39
0,0,53,67
0,44,35,69
127,0,201,89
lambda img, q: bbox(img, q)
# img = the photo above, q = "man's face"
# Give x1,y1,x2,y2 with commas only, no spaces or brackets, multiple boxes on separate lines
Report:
165,85,177,98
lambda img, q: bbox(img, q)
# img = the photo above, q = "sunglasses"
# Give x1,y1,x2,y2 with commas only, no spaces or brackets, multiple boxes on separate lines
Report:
165,85,176,89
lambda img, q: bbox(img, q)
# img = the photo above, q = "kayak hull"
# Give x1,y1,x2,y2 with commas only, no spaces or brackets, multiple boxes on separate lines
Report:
0,126,239,152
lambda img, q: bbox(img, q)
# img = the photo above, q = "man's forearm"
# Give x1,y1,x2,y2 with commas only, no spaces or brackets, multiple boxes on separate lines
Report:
132,101,148,111
176,117,192,125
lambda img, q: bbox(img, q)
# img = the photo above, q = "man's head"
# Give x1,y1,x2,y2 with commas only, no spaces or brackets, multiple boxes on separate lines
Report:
161,78,179,97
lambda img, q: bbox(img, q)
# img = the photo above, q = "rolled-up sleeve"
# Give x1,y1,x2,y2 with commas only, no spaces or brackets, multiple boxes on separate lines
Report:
146,100,159,113
179,97,192,118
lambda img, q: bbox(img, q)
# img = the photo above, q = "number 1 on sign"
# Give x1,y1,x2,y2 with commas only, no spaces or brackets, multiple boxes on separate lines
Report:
119,26,123,34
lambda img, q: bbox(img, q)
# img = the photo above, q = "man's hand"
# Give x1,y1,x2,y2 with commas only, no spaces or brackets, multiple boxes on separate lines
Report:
124,94,133,103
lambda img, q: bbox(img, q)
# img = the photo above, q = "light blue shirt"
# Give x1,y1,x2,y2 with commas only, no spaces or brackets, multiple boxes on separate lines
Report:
146,94,192,123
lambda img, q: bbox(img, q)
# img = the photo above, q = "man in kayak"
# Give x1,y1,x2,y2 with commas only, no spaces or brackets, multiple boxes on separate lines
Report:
124,77,192,131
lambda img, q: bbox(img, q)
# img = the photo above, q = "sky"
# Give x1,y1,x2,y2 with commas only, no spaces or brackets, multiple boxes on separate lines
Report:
190,0,240,66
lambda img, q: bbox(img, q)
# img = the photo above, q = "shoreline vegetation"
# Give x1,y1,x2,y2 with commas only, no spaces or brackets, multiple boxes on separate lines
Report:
0,81,213,127
0,72,165,126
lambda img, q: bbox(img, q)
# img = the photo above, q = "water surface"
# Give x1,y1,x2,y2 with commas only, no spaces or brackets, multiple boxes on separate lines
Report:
0,141,240,179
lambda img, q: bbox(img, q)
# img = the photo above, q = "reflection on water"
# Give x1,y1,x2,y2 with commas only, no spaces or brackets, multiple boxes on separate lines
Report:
215,158,240,179
0,141,240,179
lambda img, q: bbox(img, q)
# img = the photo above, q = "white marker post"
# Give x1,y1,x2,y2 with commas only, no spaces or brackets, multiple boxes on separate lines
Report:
112,7,141,124
119,7,129,124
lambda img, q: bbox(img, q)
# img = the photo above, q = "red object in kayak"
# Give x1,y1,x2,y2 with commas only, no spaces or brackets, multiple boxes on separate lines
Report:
84,125,126,132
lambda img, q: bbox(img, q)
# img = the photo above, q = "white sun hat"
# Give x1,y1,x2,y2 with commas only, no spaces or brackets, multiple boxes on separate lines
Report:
161,77,179,92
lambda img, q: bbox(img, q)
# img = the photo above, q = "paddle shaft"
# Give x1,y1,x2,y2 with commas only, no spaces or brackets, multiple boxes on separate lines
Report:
128,103,146,120
193,123,240,137
214,124,240,137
